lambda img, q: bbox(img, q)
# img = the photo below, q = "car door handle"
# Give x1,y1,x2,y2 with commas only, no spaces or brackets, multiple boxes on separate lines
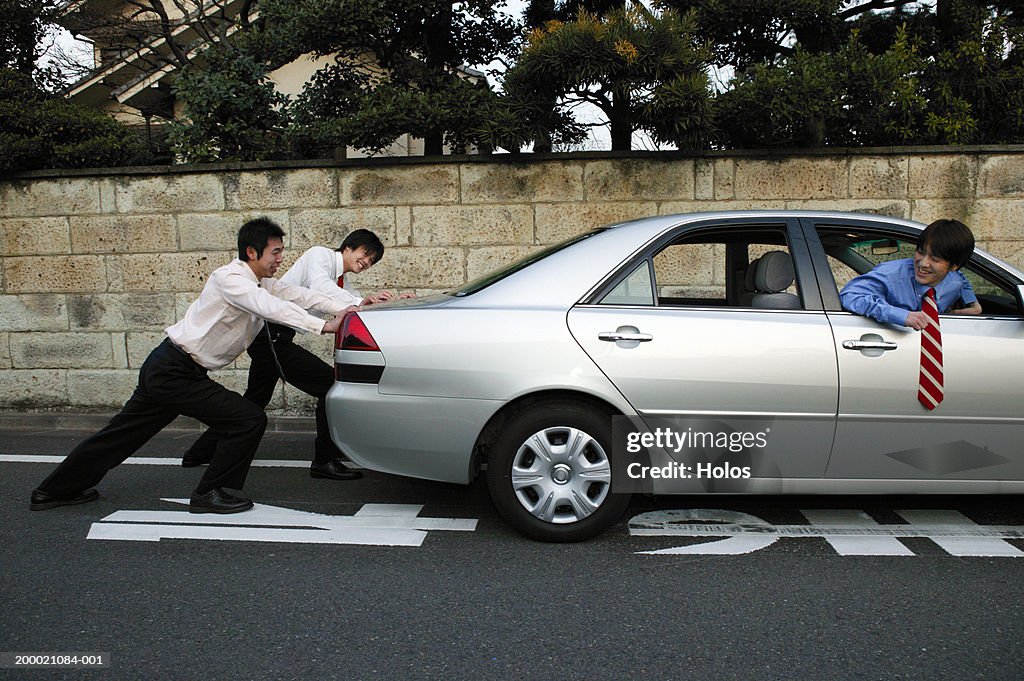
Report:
842,340,897,351
599,331,653,342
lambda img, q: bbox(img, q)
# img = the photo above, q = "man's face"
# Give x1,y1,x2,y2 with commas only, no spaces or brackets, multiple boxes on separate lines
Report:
342,245,376,274
246,237,284,278
913,244,958,287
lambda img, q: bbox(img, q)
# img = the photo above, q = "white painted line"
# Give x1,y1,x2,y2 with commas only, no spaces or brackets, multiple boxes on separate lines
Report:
629,508,1024,557
355,504,424,517
0,455,358,469
632,509,780,555
2,455,79,464
802,509,914,556
100,507,477,532
87,501,477,547
252,459,320,468
896,509,1024,557
87,522,425,546
631,520,1024,539
639,535,780,556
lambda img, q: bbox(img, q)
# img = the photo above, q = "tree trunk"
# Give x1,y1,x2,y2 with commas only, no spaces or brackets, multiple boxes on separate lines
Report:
936,0,954,38
609,88,632,151
424,133,445,156
527,0,556,153
422,2,453,156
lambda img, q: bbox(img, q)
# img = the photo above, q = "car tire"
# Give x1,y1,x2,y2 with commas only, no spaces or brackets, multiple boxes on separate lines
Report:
486,399,631,542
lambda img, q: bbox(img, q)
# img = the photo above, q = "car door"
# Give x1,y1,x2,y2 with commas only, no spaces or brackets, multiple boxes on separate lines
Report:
567,218,838,483
803,217,1024,485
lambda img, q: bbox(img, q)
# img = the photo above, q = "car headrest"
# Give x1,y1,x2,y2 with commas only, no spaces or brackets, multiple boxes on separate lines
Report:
745,256,760,290
754,251,794,293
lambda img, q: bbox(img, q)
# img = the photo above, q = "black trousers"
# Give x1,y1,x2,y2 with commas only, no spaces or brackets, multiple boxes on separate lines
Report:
37,338,266,497
184,323,340,464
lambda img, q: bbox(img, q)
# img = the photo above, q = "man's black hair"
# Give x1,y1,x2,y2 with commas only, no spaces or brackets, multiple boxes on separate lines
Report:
238,217,286,261
337,228,384,263
917,219,975,269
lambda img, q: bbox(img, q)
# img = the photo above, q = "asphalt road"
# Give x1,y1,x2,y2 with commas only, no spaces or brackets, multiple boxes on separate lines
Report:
1,424,1023,681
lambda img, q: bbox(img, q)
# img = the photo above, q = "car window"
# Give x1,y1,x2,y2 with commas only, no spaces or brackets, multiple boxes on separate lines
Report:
824,237,916,289
601,261,654,305
815,226,1023,316
450,229,602,297
652,242,722,303
597,226,803,309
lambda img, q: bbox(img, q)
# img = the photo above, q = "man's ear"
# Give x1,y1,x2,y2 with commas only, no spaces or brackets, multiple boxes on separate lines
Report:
245,245,258,261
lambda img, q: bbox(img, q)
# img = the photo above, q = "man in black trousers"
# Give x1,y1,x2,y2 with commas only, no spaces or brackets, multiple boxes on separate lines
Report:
30,217,348,514
180,228,410,480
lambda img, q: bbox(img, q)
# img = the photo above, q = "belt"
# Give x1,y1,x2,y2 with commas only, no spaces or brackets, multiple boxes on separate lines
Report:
164,338,208,372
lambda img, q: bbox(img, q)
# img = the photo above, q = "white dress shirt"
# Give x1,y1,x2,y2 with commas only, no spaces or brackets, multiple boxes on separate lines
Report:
280,246,363,307
166,258,345,370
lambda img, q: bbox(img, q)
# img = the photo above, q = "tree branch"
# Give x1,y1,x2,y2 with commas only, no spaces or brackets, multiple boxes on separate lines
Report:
838,0,918,21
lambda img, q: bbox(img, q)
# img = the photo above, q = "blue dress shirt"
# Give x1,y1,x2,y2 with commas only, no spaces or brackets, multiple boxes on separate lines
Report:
839,258,977,326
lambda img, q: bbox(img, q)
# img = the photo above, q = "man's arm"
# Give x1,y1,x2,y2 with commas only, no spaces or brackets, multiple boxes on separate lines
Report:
320,307,358,335
952,301,983,315
221,272,332,334
291,246,414,307
950,272,982,315
839,268,914,326
903,310,931,330
265,276,347,317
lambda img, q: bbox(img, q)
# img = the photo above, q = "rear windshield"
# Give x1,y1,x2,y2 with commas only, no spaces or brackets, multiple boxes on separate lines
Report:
449,229,603,297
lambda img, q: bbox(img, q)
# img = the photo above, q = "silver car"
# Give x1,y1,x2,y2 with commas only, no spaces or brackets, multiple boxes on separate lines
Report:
326,211,1024,541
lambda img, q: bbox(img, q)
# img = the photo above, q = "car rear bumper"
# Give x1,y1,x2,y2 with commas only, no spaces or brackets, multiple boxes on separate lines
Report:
325,381,502,484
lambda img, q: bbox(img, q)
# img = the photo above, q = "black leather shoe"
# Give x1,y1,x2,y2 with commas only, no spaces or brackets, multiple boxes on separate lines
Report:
181,451,213,468
30,488,99,511
189,488,254,514
310,458,363,480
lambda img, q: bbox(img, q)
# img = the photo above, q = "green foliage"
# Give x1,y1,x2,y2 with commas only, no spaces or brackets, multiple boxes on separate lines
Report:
0,68,148,173
918,6,1024,143
289,65,499,155
686,0,1024,147
168,51,291,163
259,0,518,70
261,0,518,156
717,29,928,147
0,0,63,88
8,0,1020,164
497,5,713,151
660,0,849,67
471,84,588,154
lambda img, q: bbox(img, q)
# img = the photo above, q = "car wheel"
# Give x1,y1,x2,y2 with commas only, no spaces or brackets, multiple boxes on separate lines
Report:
486,400,631,542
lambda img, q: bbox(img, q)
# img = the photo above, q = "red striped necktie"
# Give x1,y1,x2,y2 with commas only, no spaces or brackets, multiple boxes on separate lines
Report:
918,287,943,410
337,274,344,287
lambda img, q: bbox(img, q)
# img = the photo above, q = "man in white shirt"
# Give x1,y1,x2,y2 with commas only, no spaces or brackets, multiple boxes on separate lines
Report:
181,229,409,480
30,218,348,514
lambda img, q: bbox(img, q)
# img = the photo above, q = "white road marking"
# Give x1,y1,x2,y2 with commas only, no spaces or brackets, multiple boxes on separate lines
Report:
802,509,913,556
630,509,780,555
895,509,1024,557
355,503,426,517
88,501,477,547
0,455,356,468
630,509,1024,557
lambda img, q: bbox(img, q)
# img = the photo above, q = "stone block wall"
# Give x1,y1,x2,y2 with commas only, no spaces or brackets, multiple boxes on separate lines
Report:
1,148,1023,412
